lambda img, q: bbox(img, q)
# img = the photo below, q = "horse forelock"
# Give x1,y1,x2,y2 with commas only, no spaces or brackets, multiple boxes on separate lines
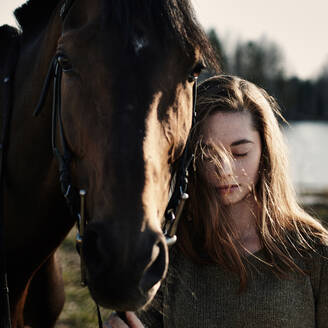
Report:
104,0,219,70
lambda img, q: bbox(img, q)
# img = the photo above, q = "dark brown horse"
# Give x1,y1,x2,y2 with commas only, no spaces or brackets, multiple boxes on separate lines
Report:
0,0,218,326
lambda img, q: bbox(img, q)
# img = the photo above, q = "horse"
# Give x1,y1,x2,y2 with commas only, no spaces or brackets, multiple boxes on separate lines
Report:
0,0,218,326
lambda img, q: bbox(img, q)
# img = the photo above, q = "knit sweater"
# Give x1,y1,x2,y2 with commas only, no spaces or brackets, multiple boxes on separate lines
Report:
138,244,328,328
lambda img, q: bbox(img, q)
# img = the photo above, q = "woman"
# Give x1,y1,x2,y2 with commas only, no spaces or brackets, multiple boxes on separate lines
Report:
108,75,328,327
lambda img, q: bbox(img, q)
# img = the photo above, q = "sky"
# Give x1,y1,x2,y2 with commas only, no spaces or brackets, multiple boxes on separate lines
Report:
1,0,328,80
191,0,328,79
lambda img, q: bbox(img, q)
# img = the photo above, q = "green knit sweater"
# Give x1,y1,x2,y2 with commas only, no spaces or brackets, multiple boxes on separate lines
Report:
139,244,328,328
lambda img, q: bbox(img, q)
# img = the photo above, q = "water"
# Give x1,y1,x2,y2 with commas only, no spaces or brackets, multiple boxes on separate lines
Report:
283,121,328,195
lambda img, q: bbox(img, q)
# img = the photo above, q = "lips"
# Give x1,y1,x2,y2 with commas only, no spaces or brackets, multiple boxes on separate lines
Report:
216,185,239,193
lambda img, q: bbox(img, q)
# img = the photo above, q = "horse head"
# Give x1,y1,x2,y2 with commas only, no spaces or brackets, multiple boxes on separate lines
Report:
13,0,218,312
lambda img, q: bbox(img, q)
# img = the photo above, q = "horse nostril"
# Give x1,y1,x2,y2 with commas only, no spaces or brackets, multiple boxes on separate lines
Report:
139,238,167,293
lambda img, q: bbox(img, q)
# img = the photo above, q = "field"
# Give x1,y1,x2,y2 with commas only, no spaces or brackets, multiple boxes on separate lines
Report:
55,229,111,328
55,200,328,327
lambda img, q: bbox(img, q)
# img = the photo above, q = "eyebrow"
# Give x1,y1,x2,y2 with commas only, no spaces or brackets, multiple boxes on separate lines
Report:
230,139,254,147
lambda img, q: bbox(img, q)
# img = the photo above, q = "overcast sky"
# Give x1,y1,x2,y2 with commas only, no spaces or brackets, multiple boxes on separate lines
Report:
1,0,327,80
191,0,328,79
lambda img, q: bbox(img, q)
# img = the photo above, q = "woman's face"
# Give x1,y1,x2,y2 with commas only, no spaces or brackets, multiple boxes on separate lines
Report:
201,111,262,206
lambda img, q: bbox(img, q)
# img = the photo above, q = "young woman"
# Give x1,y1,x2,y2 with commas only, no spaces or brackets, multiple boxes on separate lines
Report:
108,75,328,327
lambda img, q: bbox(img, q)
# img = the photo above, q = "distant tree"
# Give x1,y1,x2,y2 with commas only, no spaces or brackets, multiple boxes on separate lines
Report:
314,59,328,120
230,37,285,90
317,58,328,83
202,29,328,121
314,79,328,119
206,28,228,72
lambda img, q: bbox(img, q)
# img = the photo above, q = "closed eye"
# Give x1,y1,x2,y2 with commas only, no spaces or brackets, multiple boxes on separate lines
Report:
233,152,248,157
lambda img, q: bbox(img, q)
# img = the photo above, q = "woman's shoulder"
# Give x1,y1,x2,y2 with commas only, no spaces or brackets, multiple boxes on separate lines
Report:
301,237,328,300
313,237,328,254
308,237,328,269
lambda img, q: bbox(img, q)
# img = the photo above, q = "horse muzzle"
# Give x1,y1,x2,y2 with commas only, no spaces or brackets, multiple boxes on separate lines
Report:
82,220,168,310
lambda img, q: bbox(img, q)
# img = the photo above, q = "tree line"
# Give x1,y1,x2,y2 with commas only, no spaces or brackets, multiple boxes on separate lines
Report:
205,29,328,121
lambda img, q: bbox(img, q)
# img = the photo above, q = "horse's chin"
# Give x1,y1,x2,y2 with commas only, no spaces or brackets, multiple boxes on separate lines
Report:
87,274,162,311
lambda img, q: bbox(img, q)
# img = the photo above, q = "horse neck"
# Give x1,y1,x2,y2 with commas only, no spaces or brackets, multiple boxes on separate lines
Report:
8,10,66,205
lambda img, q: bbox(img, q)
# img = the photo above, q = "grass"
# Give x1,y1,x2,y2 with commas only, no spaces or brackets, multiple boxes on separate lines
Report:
55,229,112,328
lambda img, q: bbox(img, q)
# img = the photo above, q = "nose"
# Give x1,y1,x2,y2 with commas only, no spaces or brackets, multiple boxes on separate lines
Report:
82,221,168,309
220,156,234,177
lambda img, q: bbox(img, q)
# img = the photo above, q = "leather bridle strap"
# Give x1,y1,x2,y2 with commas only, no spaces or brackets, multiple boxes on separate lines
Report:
34,40,105,328
34,55,80,219
163,77,198,246
51,56,80,216
33,1,104,326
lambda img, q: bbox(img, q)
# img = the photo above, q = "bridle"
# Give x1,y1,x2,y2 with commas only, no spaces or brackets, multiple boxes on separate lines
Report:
0,0,198,326
163,77,198,246
34,51,198,327
33,0,199,250
34,50,198,272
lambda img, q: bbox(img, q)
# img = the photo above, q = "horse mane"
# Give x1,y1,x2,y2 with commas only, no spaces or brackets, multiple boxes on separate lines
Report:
14,0,59,36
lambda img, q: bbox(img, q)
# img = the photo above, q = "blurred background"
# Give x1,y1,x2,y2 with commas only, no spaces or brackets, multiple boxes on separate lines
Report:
1,0,328,326
191,0,328,206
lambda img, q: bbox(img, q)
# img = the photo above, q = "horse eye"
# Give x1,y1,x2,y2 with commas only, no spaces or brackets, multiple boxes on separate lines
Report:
188,62,205,82
57,55,73,72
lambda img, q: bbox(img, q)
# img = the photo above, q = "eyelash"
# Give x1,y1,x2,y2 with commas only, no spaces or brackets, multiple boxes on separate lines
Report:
234,153,248,157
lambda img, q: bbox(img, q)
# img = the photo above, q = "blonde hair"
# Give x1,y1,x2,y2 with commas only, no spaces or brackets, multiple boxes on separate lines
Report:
178,75,328,289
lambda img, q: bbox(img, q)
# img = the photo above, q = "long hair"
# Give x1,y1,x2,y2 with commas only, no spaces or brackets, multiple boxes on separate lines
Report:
178,75,328,289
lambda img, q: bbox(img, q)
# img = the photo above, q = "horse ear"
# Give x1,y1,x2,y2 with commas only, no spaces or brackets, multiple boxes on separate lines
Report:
0,25,19,51
0,25,19,73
